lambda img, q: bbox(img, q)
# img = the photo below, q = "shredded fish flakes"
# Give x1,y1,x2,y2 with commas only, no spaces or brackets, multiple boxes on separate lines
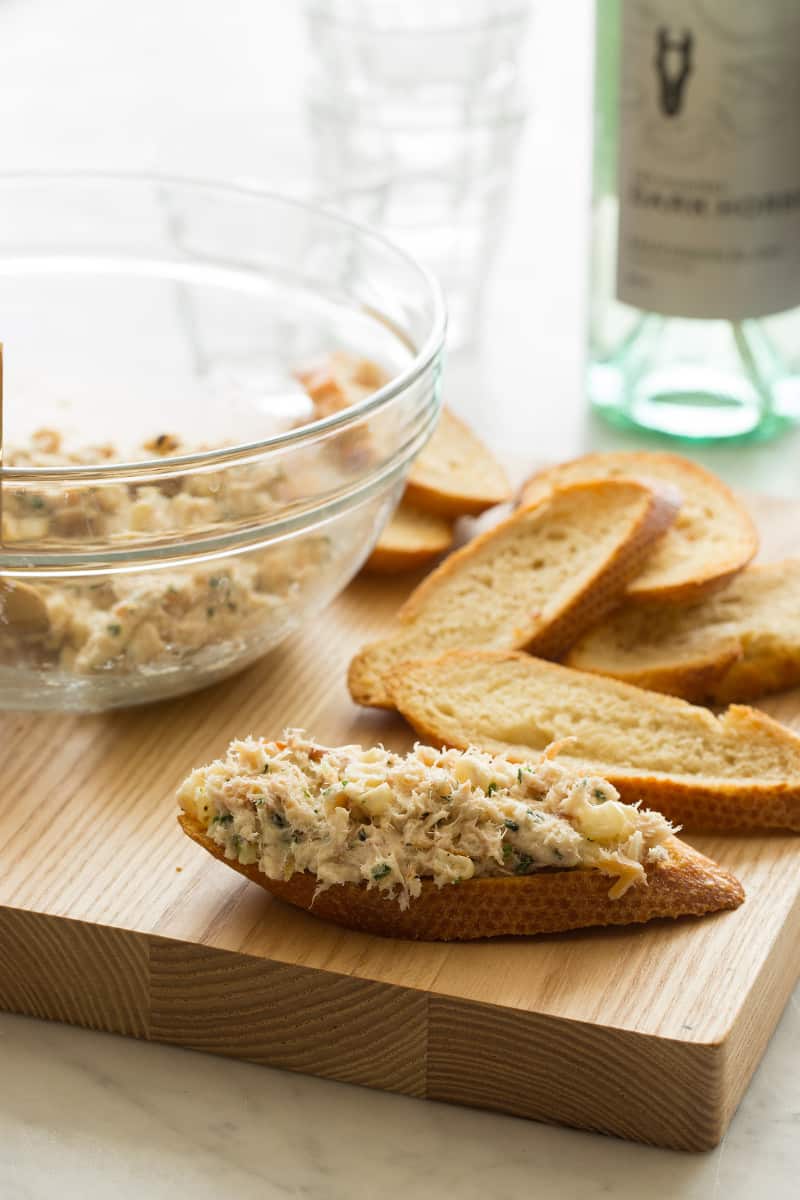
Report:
178,730,676,907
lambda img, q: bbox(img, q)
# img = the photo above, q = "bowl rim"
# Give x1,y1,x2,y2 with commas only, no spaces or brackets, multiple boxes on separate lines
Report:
0,169,447,481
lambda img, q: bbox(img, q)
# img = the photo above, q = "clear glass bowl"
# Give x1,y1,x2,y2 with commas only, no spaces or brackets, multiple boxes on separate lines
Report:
0,173,445,712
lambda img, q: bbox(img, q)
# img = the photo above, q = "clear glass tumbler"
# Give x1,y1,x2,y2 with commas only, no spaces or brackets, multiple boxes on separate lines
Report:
306,0,532,102
305,0,531,346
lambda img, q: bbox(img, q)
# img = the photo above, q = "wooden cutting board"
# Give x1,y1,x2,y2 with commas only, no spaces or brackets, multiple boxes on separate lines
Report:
1,491,799,1152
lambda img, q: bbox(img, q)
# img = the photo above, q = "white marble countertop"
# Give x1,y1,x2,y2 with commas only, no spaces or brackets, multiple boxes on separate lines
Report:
2,997,799,1198
1,1,798,1194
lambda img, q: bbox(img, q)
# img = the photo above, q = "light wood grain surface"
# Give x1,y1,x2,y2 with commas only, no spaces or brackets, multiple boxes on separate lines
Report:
1,492,799,1151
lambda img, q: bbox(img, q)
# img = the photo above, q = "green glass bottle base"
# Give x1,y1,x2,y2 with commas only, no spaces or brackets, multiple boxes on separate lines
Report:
589,361,791,444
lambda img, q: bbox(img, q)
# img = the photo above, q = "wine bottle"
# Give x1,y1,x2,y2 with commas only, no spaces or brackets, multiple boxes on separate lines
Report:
589,0,800,441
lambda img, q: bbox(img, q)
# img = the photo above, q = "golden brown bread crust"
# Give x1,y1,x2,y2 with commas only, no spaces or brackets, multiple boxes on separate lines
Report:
567,578,800,705
612,703,800,833
395,481,676,626
712,654,800,706
609,774,800,834
365,505,454,574
523,481,679,661
520,452,758,604
348,479,679,708
178,815,743,941
566,558,800,705
403,408,511,518
566,636,745,704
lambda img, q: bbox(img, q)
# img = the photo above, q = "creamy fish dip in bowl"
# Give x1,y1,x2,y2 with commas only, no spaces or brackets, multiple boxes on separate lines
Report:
0,174,445,711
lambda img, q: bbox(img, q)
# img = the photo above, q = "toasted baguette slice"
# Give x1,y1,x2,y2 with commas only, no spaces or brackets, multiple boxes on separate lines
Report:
178,733,743,940
387,651,800,832
348,479,679,708
567,560,800,704
297,361,508,520
404,408,511,517
365,504,454,573
179,814,741,940
520,452,757,602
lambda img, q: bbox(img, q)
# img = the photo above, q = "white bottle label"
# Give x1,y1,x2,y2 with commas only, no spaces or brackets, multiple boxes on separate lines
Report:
616,0,800,321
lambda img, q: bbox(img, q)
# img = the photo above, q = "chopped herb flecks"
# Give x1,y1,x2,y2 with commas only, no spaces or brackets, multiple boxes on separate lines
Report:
212,812,234,826
487,782,498,796
372,863,391,881
271,812,287,829
514,854,534,875
504,819,519,832
358,828,368,842
107,623,122,637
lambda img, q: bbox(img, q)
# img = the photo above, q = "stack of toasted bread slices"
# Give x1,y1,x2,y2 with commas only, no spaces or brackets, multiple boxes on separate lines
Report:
349,449,800,836
177,448,798,942
349,478,678,706
520,451,758,601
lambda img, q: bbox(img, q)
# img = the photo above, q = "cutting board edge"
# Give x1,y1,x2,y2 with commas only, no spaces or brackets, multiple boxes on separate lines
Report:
0,905,150,1038
719,879,800,1130
1,905,784,1150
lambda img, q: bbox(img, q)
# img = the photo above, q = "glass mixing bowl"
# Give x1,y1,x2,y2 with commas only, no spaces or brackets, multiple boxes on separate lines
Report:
0,173,445,712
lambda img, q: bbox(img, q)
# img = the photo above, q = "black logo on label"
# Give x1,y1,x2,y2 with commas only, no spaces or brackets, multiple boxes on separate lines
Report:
655,28,693,116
